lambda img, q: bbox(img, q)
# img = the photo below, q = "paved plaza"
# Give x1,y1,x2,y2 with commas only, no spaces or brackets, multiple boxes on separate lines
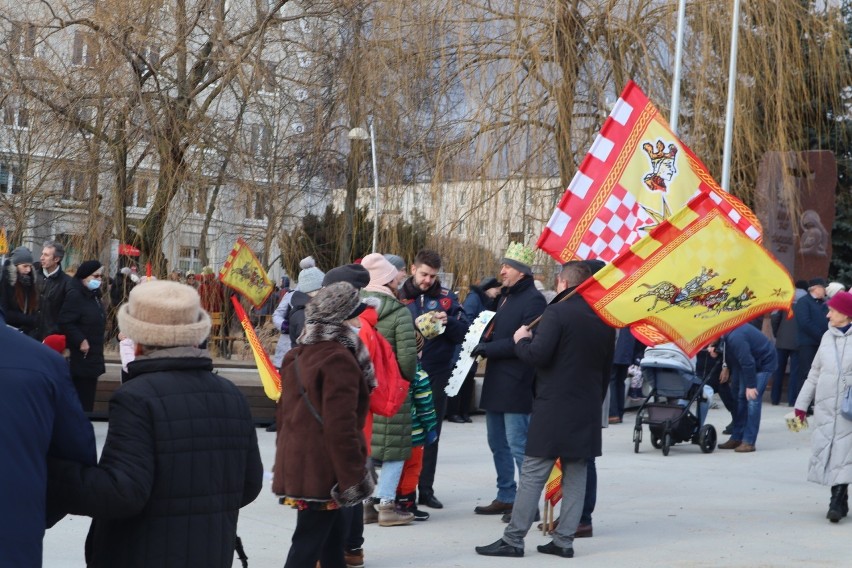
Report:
44,400,843,567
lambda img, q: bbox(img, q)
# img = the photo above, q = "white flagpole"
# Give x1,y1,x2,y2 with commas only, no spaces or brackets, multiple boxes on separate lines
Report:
669,0,687,134
720,0,742,192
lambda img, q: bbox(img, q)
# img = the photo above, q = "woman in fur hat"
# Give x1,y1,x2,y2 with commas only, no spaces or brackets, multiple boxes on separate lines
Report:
273,282,377,568
0,246,39,336
58,260,106,412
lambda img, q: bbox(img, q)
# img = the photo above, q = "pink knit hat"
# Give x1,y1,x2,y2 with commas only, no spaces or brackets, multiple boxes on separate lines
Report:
361,253,398,286
828,291,852,318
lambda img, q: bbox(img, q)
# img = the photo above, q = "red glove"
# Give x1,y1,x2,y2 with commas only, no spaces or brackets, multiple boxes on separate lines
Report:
794,409,807,422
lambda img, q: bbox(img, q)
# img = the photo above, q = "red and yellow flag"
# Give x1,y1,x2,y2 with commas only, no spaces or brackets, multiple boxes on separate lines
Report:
537,81,760,263
218,238,274,309
577,191,793,356
231,296,281,402
544,459,562,506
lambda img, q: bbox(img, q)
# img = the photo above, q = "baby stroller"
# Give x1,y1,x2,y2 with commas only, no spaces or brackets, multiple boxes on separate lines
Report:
632,343,717,456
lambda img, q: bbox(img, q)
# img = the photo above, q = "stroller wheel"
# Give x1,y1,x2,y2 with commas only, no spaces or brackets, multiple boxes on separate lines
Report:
650,435,663,449
699,424,717,453
633,427,642,453
662,433,672,456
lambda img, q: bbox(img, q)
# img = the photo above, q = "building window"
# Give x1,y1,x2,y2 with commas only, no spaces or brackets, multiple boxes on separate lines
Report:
478,221,486,236
0,163,22,194
125,177,149,208
178,246,202,273
72,31,97,67
187,185,208,215
457,219,465,235
4,103,29,128
257,60,277,93
245,190,265,220
61,170,90,201
250,124,271,161
10,22,37,58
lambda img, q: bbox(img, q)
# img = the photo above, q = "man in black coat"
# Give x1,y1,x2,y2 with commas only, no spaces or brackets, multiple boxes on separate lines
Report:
476,261,615,559
794,277,828,403
35,240,74,341
471,243,547,517
48,280,263,567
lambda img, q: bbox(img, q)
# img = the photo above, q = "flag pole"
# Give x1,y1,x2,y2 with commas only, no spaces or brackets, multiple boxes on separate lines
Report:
720,0,742,192
669,0,687,134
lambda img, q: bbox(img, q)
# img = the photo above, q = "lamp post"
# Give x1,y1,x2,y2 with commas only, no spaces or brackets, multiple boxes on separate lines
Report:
347,124,379,253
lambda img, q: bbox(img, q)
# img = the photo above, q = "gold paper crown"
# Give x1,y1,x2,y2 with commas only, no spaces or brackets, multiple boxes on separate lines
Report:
503,242,535,267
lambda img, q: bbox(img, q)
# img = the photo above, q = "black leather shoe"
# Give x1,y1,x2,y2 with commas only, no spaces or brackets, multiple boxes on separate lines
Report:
446,415,466,424
463,415,473,423
474,499,513,515
475,539,524,557
418,493,444,509
537,541,574,558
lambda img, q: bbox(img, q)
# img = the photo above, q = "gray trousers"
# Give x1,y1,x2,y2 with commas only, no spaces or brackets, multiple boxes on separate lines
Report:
502,456,587,550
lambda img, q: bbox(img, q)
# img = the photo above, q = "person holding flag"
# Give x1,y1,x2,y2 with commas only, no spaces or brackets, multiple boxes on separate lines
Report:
475,261,614,559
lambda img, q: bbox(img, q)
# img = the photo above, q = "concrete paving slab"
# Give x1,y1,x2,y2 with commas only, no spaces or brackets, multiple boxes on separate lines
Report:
43,402,842,567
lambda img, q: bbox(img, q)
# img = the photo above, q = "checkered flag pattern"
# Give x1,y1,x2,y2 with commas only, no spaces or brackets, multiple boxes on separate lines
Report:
575,186,653,261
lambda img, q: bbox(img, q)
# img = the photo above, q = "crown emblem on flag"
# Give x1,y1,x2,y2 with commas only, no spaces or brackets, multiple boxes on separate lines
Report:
504,242,535,267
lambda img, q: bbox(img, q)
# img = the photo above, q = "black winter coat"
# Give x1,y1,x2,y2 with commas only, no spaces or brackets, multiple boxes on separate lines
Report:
478,276,547,413
515,288,615,458
288,290,311,345
48,351,263,568
35,264,74,341
0,261,39,336
58,279,106,379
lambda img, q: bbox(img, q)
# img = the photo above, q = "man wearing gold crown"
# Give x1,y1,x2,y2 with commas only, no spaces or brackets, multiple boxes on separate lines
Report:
470,242,547,519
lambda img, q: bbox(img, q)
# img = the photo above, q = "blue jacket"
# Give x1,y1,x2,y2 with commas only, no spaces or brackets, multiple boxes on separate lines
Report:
796,293,829,347
0,310,96,567
722,324,777,389
400,278,469,378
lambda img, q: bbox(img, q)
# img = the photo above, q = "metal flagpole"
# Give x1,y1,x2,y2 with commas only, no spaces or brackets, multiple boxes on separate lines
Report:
369,123,380,253
669,0,687,134
720,0,742,192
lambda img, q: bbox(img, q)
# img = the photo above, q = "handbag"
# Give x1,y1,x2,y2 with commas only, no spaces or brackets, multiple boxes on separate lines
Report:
842,386,852,421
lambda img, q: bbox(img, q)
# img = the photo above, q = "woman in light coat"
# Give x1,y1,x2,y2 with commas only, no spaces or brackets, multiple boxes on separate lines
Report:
794,290,852,522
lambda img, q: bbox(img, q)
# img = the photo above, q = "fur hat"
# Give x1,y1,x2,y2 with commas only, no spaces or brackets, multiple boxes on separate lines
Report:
501,242,534,276
477,276,500,291
828,291,852,319
362,253,398,286
323,264,370,289
808,277,828,289
306,282,365,323
75,260,102,280
300,256,317,269
383,254,406,271
10,246,33,266
117,280,211,347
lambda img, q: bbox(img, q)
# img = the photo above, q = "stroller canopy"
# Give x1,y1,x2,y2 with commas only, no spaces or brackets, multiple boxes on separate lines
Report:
640,343,696,374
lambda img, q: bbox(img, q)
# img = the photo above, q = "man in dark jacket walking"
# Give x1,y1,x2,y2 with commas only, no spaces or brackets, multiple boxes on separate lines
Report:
0,307,96,567
476,261,614,558
399,249,469,509
48,280,263,568
471,243,547,517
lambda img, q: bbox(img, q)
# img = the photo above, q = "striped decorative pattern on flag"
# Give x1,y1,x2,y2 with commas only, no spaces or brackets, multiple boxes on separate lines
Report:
537,81,761,263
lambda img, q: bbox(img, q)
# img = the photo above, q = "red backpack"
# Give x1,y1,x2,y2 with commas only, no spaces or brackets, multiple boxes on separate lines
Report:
359,309,409,417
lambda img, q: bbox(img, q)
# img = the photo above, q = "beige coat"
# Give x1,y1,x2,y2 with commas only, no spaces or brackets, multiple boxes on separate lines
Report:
795,326,852,486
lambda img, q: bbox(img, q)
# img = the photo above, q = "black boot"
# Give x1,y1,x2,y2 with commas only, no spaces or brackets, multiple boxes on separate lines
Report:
397,492,429,521
841,484,849,518
828,485,847,523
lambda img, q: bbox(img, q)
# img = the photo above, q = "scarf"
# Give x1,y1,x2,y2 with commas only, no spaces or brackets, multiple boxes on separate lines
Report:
299,319,377,390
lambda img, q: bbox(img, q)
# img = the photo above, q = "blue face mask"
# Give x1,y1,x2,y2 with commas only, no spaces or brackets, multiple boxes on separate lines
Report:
87,279,102,291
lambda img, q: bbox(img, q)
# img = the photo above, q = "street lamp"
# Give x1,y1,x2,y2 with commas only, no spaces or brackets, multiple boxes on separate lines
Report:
347,124,379,253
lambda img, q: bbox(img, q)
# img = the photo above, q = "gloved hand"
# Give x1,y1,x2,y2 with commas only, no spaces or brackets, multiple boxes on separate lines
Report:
471,343,487,359
426,429,438,445
794,408,807,423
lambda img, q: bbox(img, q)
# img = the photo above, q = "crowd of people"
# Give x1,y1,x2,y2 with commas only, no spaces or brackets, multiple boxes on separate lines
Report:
5,238,852,566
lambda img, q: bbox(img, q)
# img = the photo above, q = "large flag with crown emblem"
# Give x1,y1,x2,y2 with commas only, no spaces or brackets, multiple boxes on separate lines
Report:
218,238,274,309
537,81,761,263
576,191,793,357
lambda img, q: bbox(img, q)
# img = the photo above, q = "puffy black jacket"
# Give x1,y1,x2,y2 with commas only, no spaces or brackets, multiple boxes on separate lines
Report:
48,351,264,568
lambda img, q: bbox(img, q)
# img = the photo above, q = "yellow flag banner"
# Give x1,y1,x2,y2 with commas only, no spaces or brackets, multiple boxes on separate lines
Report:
577,191,794,356
218,238,274,309
0,227,7,255
231,296,281,402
